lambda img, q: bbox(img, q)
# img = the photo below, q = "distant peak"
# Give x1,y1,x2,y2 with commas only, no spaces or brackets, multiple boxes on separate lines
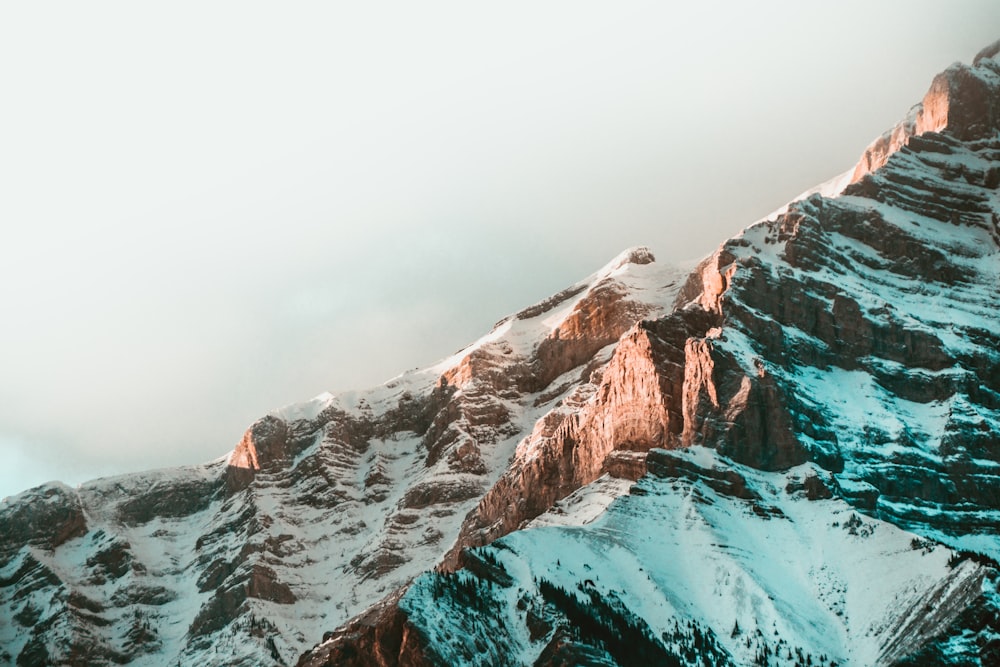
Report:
605,246,655,273
973,38,1000,65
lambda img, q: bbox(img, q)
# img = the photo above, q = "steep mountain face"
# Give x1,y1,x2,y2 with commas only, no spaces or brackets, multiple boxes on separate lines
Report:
0,249,685,666
691,42,1000,558
852,39,1000,182
4,40,1000,667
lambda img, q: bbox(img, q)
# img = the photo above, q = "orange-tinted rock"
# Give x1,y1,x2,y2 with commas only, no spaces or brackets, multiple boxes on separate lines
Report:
441,317,698,568
297,590,430,667
229,415,290,472
680,333,806,471
852,46,1000,183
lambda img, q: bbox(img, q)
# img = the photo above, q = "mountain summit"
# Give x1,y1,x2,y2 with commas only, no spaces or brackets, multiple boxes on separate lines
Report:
3,41,1000,667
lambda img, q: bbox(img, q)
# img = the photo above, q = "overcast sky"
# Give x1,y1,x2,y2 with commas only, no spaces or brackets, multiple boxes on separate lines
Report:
2,2,998,500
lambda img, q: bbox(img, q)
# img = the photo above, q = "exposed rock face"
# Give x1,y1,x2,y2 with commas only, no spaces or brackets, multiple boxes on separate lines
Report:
442,308,716,569
851,38,1000,182
226,415,292,490
295,590,431,667
443,324,675,564
0,483,87,554
677,325,806,471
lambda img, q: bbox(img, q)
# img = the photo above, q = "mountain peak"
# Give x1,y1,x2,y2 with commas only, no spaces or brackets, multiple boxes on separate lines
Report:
602,245,656,273
974,38,1000,65
852,40,1000,182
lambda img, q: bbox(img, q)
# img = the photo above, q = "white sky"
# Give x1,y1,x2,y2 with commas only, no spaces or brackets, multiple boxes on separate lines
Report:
2,2,998,499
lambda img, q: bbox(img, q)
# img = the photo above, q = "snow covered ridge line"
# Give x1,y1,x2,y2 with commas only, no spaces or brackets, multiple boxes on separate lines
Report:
304,39,1000,666
261,245,667,425
758,37,1000,226
0,243,688,665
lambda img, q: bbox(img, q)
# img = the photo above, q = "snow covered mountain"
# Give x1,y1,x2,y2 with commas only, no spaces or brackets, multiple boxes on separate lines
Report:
0,248,686,666
301,39,1000,666
4,39,1000,667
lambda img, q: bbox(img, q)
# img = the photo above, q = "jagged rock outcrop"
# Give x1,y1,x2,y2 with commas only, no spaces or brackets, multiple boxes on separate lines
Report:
441,306,718,569
0,483,87,555
852,38,1000,182
296,590,431,667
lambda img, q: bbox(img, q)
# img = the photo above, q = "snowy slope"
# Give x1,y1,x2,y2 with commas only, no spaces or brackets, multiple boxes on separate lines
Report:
395,448,992,666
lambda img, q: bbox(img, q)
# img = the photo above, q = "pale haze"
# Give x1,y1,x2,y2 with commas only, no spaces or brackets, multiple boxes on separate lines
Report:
2,2,998,500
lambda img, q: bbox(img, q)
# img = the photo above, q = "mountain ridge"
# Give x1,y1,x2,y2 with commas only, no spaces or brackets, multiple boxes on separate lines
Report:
0,243,688,666
301,37,1000,666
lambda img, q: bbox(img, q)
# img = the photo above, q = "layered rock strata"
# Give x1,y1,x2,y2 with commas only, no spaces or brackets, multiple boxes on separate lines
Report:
303,39,1000,666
